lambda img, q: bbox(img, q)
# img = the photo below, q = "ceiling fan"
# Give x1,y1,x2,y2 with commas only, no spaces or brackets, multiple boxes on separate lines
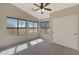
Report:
32,3,52,14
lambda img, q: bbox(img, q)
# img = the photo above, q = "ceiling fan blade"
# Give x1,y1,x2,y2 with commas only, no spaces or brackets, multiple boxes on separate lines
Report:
44,8,52,11
33,3,40,7
44,3,50,7
32,8,40,11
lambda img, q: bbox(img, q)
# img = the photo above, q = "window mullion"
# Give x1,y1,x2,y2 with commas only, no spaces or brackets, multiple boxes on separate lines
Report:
17,19,19,35
33,21,34,32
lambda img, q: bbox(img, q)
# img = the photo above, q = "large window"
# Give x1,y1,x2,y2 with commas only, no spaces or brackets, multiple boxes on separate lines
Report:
33,21,38,32
40,22,45,29
6,17,27,36
45,21,50,33
7,17,38,36
45,21,49,29
7,18,17,27
7,18,17,35
40,21,50,33
28,21,34,33
18,20,26,35
28,21,38,33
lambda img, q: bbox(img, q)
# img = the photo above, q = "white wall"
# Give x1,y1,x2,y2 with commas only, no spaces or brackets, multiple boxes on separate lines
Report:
52,15,79,50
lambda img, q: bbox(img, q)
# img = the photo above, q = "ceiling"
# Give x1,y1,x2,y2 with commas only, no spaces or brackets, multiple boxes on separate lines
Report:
12,3,78,20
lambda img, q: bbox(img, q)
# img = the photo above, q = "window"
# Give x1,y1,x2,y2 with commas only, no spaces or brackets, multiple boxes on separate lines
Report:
7,17,38,36
40,21,50,33
33,22,38,32
6,17,27,36
28,21,34,33
40,22,44,32
45,21,50,33
28,21,38,33
6,18,17,36
18,20,26,35
7,18,17,27
45,21,49,29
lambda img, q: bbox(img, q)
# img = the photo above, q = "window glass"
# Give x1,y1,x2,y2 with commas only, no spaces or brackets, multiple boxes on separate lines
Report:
18,20,25,27
7,17,39,35
7,18,17,27
45,21,49,28
18,20,26,35
34,22,37,28
33,22,38,32
40,21,50,34
28,21,33,33
6,18,17,36
28,21,33,28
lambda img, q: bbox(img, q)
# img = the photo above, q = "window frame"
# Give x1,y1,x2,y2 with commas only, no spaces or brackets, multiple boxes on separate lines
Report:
40,21,50,33
28,20,38,33
6,16,27,35
6,16,39,35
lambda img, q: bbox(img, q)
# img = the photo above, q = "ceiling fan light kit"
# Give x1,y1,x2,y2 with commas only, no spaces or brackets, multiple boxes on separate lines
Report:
32,3,52,14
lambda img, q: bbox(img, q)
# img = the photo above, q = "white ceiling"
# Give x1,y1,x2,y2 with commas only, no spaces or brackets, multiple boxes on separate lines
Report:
12,3,78,20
